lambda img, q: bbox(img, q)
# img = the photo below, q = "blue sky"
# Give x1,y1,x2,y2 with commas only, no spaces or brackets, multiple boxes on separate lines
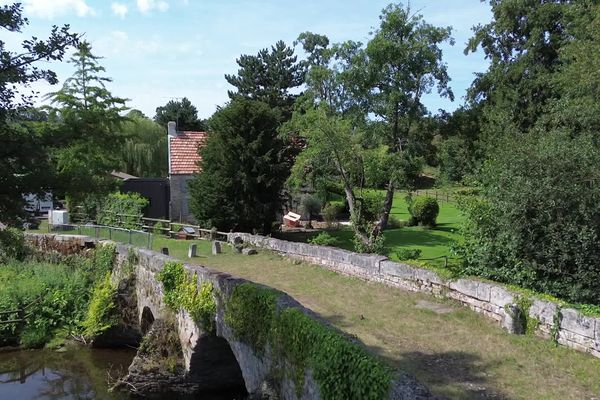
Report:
3,0,492,119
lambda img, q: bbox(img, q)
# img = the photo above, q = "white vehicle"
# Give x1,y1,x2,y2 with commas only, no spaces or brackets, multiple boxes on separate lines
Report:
23,193,53,215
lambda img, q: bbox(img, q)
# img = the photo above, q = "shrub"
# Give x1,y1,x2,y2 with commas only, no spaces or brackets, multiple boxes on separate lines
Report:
309,232,338,247
98,192,148,229
353,232,386,255
457,133,600,305
82,273,118,338
396,248,422,260
153,221,166,235
322,203,340,228
0,257,107,348
300,195,322,228
410,196,439,227
387,215,405,229
0,227,26,262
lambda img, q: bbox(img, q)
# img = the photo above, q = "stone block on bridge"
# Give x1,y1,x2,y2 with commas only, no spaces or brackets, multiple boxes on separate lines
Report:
188,243,197,258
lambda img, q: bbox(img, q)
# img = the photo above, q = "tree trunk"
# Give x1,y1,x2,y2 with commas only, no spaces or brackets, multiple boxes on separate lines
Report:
373,178,395,237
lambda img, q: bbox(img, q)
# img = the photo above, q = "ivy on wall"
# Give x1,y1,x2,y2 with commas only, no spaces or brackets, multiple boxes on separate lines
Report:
225,283,392,399
157,262,217,333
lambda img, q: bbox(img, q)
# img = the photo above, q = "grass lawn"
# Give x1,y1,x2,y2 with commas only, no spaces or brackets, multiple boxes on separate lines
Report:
26,226,600,399
328,192,464,268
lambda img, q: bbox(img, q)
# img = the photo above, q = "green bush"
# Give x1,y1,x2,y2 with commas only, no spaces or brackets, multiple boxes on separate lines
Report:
98,192,148,229
387,215,405,229
322,203,340,228
309,232,338,247
0,244,117,348
410,196,439,227
457,133,600,305
396,248,422,260
0,227,27,263
300,195,322,227
353,232,386,255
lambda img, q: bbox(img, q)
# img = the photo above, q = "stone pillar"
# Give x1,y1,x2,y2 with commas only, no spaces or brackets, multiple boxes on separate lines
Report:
212,241,221,255
188,244,197,258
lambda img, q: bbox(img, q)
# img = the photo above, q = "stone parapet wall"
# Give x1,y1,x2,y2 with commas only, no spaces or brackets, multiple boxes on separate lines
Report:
229,232,600,359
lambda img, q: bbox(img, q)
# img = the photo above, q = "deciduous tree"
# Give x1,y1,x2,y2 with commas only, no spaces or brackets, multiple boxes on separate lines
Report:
0,3,78,223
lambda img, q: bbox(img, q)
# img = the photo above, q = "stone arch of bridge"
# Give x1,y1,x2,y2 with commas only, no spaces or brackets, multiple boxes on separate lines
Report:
140,306,155,335
186,333,247,394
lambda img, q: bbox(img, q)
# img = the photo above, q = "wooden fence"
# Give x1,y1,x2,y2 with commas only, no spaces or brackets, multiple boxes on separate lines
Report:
69,210,229,242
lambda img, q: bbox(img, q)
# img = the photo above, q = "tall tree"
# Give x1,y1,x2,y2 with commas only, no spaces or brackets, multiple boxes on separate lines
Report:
366,4,453,236
48,41,128,207
225,40,303,117
0,3,78,223
189,98,287,233
154,97,206,131
465,0,596,141
290,4,453,250
120,110,168,178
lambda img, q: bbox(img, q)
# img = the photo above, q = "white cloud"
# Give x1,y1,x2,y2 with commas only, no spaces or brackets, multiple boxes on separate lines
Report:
94,30,129,56
111,2,128,18
21,0,94,19
137,0,169,14
136,39,161,54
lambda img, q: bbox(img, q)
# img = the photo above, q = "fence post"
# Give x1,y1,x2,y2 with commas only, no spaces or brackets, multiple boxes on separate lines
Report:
109,228,112,240
147,233,151,249
129,230,132,245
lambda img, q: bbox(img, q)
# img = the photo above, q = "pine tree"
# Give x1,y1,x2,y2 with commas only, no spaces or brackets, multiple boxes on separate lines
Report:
225,40,303,118
189,98,287,233
48,41,128,205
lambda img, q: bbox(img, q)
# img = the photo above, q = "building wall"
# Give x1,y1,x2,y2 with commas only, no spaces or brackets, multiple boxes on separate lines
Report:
121,178,170,220
169,174,196,223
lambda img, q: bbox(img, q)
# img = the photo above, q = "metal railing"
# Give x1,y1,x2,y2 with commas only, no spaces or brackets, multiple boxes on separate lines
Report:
48,223,153,249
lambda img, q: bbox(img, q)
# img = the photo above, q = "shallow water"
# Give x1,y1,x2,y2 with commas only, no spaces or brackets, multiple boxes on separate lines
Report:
0,346,134,400
0,346,247,399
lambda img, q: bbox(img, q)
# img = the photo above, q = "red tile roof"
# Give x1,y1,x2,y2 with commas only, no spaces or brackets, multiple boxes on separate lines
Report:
169,131,208,174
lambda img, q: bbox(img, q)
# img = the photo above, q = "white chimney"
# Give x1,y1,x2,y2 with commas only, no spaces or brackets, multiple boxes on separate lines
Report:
167,121,177,176
167,121,177,138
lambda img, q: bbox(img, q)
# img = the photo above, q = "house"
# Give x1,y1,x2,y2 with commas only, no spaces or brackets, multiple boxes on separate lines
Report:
167,121,208,223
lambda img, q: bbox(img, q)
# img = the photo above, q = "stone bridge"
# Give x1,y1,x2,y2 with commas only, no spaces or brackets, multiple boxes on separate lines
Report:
26,234,437,400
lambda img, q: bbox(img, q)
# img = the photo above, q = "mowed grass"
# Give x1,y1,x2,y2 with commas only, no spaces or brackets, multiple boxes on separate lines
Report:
26,226,600,398
328,192,464,266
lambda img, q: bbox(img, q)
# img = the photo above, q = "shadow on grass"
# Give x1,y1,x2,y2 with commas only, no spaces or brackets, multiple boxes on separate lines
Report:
383,229,454,248
313,312,509,400
378,348,509,400
432,224,460,233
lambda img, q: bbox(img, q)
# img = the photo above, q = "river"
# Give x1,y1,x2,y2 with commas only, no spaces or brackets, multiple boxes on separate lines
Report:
0,346,248,399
